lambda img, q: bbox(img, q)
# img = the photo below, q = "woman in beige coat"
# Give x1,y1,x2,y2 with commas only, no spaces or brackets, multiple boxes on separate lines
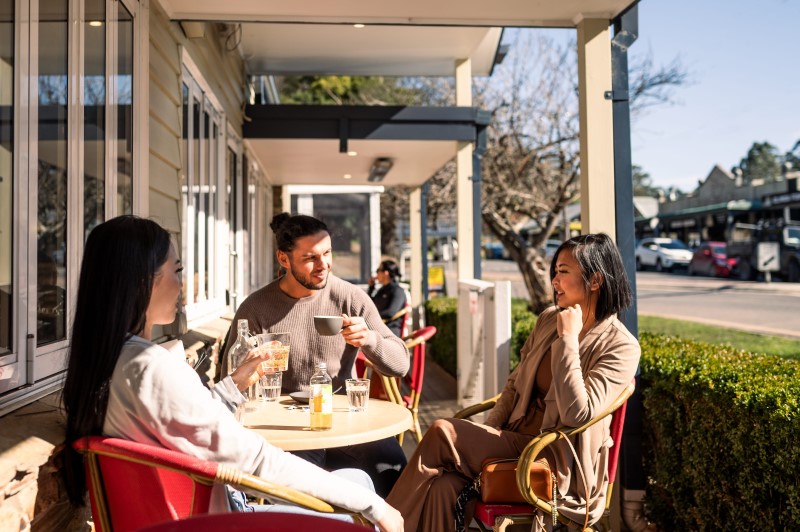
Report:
386,233,640,531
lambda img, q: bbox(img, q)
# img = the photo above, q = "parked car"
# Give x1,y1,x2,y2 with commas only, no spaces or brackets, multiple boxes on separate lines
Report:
635,237,693,272
688,242,737,277
483,242,509,260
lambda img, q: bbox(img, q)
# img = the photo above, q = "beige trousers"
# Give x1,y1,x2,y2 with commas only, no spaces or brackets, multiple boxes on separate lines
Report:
386,418,534,532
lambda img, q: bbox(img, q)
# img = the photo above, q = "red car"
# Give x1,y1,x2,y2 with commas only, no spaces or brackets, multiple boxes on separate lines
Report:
688,242,737,277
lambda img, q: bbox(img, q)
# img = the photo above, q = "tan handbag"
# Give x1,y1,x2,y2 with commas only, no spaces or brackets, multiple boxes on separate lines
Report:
478,457,554,504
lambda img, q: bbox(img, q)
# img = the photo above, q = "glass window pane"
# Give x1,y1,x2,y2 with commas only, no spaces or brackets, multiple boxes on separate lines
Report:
180,82,189,306
84,0,105,239
227,147,235,231
37,0,69,346
192,96,200,302
209,121,218,296
116,3,133,214
226,147,236,297
313,194,370,283
0,0,14,355
241,153,249,283
202,109,209,300
248,175,256,287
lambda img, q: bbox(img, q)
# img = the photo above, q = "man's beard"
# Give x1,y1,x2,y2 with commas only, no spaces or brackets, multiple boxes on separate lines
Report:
289,264,328,291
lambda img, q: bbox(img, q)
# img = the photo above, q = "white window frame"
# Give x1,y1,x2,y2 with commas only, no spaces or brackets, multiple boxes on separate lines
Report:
242,149,272,294
226,127,243,310
0,0,142,415
180,55,228,329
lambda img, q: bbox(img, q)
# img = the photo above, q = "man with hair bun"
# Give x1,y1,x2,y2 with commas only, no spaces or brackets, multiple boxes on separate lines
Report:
221,212,410,497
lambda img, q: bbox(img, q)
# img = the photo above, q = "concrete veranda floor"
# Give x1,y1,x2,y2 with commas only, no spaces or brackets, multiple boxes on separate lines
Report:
398,358,460,460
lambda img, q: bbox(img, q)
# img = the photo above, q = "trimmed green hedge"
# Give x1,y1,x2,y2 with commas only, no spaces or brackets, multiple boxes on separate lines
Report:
424,297,458,376
424,297,537,376
640,332,800,529
424,299,800,528
511,310,537,371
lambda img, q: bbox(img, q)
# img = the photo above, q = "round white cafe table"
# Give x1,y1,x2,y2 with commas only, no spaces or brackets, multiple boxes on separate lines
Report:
243,395,412,451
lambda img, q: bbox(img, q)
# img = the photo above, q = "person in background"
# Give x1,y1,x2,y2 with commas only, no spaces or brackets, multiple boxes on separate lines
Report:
221,213,410,497
386,233,641,531
62,215,403,532
367,260,407,338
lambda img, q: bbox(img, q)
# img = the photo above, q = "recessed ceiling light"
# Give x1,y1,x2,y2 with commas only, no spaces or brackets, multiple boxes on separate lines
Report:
353,24,365,29
89,20,103,27
347,151,358,157
343,174,352,179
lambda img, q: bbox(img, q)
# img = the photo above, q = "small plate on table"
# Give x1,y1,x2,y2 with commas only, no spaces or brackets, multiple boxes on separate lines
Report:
289,391,310,404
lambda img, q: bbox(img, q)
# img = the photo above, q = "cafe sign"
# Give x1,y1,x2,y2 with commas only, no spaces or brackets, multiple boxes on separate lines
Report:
763,191,800,208
669,218,696,229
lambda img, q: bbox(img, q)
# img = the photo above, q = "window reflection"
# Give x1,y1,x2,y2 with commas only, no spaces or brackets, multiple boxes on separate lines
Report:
192,96,200,301
84,0,105,239
180,82,189,305
37,0,68,346
208,120,218,297
181,77,223,308
116,3,133,215
201,109,210,300
313,194,371,283
226,147,237,296
0,0,14,355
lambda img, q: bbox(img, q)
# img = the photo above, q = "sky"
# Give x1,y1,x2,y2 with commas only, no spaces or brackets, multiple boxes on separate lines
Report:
627,0,800,191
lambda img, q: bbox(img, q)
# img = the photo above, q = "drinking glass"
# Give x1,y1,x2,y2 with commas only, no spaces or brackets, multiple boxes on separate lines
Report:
345,378,370,412
255,332,291,373
259,372,282,402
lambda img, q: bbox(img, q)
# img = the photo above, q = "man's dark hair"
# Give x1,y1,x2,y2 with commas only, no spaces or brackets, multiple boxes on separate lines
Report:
549,233,632,321
270,213,329,252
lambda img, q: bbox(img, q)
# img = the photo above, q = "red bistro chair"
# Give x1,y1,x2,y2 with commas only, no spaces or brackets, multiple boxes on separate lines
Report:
137,512,370,532
386,302,412,339
354,303,412,380
72,436,356,532
453,380,635,531
368,326,437,445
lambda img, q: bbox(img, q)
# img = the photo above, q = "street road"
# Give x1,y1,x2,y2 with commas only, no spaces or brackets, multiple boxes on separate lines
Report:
635,271,800,340
475,260,800,340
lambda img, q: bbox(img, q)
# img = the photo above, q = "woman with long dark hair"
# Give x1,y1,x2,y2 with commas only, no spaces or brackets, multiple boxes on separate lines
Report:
62,215,403,531
367,260,407,337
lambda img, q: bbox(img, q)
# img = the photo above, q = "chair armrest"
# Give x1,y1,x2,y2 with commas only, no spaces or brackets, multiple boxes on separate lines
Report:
403,335,425,349
515,380,636,509
452,394,501,420
384,306,410,324
216,465,336,513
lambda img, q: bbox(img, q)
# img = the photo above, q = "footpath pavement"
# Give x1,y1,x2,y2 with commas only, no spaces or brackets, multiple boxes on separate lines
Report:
635,272,800,297
444,262,800,340
635,273,800,341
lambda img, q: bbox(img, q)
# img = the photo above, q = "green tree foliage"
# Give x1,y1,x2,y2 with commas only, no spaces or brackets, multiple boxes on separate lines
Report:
278,75,421,106
276,32,686,311
785,139,800,173
736,141,782,183
426,32,686,312
277,75,431,258
632,165,662,197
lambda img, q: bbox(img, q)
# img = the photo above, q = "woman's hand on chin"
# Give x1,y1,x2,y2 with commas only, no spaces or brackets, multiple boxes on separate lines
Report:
556,304,583,338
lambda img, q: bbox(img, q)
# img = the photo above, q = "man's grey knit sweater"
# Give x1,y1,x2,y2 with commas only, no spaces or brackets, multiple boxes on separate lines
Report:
223,274,409,393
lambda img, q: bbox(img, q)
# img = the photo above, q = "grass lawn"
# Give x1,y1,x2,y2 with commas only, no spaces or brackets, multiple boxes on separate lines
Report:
638,314,800,359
